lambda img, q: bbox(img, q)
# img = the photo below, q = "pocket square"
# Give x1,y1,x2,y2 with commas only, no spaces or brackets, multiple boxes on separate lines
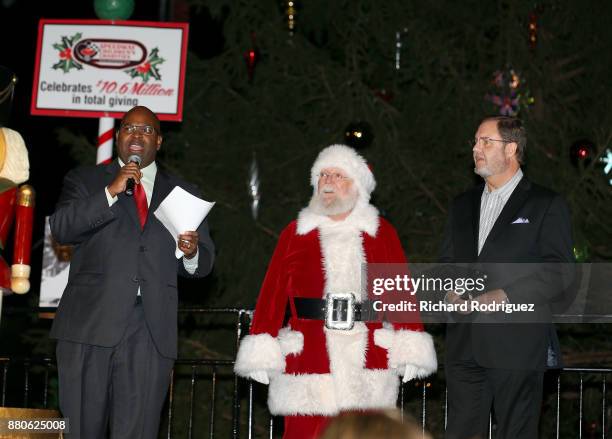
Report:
512,217,530,224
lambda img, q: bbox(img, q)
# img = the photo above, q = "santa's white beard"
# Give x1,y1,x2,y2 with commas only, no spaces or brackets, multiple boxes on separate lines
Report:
308,184,358,216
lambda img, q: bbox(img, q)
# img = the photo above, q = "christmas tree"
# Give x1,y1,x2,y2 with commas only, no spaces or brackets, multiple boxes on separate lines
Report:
57,1,612,435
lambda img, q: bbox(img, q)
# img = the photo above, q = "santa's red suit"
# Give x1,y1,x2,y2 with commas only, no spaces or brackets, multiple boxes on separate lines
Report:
235,145,437,439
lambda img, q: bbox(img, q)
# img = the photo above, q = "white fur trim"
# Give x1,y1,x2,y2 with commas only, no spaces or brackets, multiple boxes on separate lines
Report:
373,327,395,350
318,217,367,302
234,333,285,377
269,373,337,416
0,128,29,184
303,202,379,303
267,322,400,416
277,327,304,356
310,144,376,207
268,369,399,416
296,203,379,237
374,328,438,378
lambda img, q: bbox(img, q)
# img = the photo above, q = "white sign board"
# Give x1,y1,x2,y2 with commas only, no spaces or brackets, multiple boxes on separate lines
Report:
31,19,189,121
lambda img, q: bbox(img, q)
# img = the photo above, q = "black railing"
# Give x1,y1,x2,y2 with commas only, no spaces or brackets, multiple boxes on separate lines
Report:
1,307,611,438
0,356,55,409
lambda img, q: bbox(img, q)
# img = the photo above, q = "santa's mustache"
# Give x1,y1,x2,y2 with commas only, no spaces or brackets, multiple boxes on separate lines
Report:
320,184,335,194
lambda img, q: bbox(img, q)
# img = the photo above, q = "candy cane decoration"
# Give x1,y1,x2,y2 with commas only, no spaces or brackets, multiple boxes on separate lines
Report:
97,116,114,164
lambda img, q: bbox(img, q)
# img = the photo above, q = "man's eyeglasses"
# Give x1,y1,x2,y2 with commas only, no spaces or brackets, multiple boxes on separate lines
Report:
121,124,156,136
319,172,350,182
469,136,512,148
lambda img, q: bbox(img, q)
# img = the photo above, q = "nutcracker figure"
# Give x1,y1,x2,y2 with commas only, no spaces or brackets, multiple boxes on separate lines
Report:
0,126,34,296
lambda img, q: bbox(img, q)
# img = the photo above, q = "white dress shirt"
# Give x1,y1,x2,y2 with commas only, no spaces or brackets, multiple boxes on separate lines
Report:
478,168,523,254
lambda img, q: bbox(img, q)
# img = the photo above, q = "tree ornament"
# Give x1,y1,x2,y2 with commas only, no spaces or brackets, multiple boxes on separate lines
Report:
374,88,394,103
528,10,538,50
0,70,16,107
528,5,546,51
0,69,16,125
94,0,134,20
395,28,408,71
247,152,261,220
284,0,297,36
599,148,612,186
344,121,374,149
570,139,595,168
243,33,260,83
485,68,534,116
573,243,589,262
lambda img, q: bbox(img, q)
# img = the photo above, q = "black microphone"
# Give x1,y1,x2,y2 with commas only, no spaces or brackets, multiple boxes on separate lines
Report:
124,154,142,197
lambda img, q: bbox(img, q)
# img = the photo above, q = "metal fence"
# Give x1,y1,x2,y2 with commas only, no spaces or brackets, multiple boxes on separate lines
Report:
1,307,610,438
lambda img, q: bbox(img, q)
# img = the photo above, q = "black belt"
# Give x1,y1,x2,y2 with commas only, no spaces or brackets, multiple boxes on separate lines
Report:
293,297,378,322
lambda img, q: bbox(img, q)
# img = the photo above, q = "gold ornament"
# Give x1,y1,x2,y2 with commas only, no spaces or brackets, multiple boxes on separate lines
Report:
285,1,297,35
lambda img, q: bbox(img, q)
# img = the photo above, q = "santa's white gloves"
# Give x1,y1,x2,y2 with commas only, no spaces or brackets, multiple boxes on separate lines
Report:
402,364,420,383
249,370,270,385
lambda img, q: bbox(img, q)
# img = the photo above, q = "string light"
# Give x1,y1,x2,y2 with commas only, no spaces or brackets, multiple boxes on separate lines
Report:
286,0,297,35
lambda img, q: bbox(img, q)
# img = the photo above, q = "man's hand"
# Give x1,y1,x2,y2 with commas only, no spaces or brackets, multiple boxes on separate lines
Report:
178,231,199,259
445,291,472,315
473,288,508,314
107,162,142,197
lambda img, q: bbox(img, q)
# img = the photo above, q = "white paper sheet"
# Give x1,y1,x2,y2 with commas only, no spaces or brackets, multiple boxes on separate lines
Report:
153,186,215,258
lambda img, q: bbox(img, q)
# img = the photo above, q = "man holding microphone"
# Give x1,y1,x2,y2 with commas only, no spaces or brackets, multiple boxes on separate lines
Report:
50,106,215,438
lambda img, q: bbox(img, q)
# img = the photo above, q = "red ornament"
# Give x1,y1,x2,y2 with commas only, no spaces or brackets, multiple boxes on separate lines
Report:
528,11,538,50
374,88,394,103
243,32,260,83
570,139,596,167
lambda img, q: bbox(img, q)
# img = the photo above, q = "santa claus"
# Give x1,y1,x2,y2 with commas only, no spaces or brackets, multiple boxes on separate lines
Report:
234,144,437,438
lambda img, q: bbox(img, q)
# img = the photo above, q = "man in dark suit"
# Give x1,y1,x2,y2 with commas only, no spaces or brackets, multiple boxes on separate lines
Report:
50,106,215,438
440,116,573,439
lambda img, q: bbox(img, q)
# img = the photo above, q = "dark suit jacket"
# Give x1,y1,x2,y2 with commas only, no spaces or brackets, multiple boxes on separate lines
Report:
49,160,215,359
439,176,574,370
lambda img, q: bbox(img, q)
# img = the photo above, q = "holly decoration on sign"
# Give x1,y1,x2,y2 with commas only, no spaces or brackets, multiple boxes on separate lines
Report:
52,33,83,73
125,47,165,83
